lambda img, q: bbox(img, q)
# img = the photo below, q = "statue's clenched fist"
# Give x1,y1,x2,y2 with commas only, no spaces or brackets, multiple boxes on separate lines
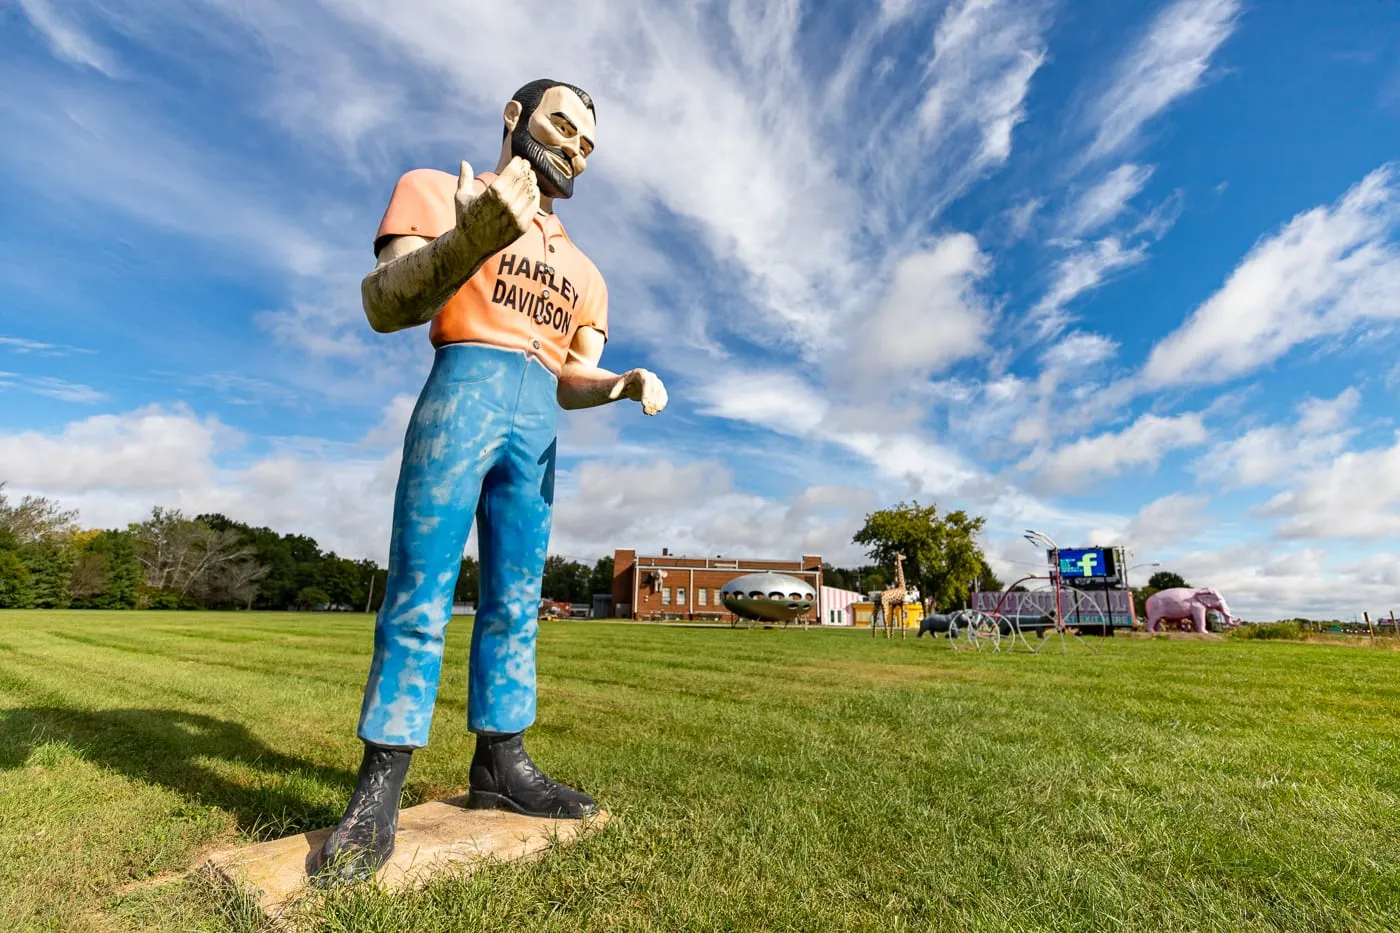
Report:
609,368,668,416
455,157,540,256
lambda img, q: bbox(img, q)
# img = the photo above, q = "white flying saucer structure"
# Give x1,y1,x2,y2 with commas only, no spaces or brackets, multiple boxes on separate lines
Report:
719,572,816,623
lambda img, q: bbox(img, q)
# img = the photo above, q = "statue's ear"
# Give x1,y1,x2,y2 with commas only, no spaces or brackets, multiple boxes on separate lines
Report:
503,99,523,132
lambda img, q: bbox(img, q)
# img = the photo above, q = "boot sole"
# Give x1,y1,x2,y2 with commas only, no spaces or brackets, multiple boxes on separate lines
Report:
465,790,593,820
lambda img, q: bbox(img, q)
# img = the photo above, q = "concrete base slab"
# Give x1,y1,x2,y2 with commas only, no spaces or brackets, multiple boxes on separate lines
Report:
200,796,610,920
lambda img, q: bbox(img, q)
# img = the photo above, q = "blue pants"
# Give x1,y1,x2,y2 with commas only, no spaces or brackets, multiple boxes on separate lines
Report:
357,343,558,748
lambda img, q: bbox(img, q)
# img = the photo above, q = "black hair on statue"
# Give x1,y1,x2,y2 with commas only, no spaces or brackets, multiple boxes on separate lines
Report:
502,78,595,138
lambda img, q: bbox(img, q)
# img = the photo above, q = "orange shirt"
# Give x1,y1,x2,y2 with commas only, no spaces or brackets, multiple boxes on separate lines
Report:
373,168,608,375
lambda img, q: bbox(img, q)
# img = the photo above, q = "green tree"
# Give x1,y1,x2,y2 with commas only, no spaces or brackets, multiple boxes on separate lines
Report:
822,565,887,594
589,556,614,598
821,563,850,590
20,539,75,609
72,530,143,610
366,566,388,613
197,514,324,610
853,500,988,609
542,555,592,603
70,545,109,605
1147,570,1188,590
454,556,479,604
312,555,366,609
0,535,34,609
295,586,330,610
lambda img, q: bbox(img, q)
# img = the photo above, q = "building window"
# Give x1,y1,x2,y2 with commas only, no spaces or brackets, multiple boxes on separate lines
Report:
661,587,671,605
698,587,707,606
677,587,687,606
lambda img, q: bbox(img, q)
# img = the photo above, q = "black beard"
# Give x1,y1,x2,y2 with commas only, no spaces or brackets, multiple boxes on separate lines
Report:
511,122,573,200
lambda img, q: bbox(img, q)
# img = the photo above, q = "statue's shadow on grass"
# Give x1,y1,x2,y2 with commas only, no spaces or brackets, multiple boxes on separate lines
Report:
0,706,354,839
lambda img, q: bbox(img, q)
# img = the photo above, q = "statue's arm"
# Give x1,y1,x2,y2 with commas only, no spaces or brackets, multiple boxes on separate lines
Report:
361,159,540,334
556,326,667,414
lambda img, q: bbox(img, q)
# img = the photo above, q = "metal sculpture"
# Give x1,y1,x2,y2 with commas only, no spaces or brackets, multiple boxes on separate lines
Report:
972,574,1105,653
719,572,816,628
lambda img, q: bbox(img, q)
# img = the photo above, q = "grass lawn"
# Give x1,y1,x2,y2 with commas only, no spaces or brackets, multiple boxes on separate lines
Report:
0,611,1397,932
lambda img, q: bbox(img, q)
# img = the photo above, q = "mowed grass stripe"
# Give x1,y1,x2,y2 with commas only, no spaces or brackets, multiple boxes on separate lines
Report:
0,610,1396,931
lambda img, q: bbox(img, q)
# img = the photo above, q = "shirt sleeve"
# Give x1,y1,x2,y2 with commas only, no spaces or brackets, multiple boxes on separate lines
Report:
373,169,472,254
580,267,609,341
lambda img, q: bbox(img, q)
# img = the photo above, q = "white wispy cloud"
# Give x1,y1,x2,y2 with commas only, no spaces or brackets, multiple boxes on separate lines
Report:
918,0,1050,169
1009,331,1126,447
1020,0,1236,346
1163,542,1400,620
1089,491,1215,553
1061,164,1155,237
0,401,882,567
1086,0,1242,162
0,336,95,356
15,0,115,75
1195,388,1361,490
1141,164,1400,388
0,73,347,282
839,234,996,390
0,404,234,493
1028,237,1149,337
0,372,106,403
1005,197,1045,240
1024,412,1209,494
1256,432,1400,541
694,370,831,437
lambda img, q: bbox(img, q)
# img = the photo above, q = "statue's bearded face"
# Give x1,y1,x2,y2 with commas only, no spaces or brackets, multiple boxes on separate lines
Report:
510,85,595,200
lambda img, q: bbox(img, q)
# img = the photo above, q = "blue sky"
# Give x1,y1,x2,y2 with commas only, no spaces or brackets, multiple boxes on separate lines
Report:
2,0,1398,619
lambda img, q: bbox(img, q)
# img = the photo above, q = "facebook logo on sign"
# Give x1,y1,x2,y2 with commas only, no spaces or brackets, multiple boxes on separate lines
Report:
1058,548,1107,579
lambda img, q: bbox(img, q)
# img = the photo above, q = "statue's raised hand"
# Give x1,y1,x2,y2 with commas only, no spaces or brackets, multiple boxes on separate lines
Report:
455,156,540,257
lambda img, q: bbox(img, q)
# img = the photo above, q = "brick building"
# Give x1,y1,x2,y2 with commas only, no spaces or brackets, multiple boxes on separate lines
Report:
611,549,822,622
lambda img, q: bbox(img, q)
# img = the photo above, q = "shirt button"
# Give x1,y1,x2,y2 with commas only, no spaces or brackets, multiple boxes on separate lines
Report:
532,339,541,349
548,244,556,253
541,288,551,299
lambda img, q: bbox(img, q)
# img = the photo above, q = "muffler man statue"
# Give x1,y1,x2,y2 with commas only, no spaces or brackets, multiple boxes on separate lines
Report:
312,79,667,882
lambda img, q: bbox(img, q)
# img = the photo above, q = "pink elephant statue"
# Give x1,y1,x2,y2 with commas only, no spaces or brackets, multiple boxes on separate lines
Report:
1145,587,1232,634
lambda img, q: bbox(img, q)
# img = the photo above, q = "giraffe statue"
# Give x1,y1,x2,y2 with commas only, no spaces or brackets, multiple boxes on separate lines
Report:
876,553,909,640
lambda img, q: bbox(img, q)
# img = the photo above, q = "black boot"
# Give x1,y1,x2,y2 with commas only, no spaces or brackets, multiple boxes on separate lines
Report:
466,732,596,819
308,741,412,883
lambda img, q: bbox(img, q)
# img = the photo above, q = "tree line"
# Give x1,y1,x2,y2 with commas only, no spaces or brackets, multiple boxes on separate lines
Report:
0,483,622,612
452,553,615,607
2,482,1179,615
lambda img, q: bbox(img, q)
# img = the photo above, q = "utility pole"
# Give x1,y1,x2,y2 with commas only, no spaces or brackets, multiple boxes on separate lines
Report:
364,573,375,614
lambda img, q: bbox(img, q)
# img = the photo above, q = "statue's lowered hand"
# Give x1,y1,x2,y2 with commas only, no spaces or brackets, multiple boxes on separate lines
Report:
455,157,540,257
609,368,668,416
